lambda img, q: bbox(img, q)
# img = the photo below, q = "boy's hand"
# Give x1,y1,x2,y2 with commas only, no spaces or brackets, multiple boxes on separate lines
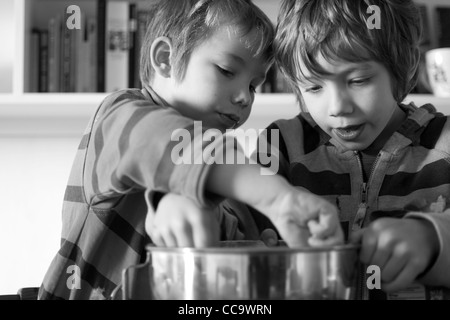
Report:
266,188,344,247
350,217,440,293
259,228,279,246
145,193,220,248
205,163,343,247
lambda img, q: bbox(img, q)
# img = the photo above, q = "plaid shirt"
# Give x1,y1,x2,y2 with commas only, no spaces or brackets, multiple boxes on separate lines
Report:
38,85,246,300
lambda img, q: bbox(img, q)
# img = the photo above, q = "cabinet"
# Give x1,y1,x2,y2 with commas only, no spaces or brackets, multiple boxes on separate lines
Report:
1,0,450,136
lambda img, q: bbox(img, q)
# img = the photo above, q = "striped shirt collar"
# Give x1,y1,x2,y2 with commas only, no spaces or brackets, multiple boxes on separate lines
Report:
141,84,171,108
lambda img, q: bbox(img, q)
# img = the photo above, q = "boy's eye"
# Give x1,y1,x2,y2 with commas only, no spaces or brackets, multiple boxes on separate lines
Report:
217,66,234,77
305,85,322,93
350,77,371,86
249,85,256,93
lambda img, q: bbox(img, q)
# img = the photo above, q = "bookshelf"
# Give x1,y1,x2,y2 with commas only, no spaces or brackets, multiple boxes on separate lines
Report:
1,0,450,135
11,0,282,94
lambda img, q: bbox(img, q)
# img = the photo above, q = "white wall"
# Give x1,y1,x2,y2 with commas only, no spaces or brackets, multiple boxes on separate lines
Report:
0,137,80,294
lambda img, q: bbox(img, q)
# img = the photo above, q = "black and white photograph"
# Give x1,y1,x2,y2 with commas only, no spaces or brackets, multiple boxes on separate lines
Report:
1,0,450,306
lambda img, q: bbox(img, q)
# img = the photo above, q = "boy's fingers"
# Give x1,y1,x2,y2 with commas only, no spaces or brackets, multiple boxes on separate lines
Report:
306,219,322,234
193,224,220,248
192,208,220,248
279,223,310,247
382,263,417,293
307,216,344,245
260,228,278,246
307,222,344,247
356,229,378,265
308,233,343,247
151,233,166,247
307,219,333,238
378,253,407,286
349,229,364,244
161,230,178,248
177,225,195,248
145,211,156,237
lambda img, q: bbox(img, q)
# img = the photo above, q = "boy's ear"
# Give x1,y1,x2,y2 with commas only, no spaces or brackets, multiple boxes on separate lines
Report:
150,36,172,78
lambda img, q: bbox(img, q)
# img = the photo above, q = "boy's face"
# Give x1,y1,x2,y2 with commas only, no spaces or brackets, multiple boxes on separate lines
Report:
167,26,270,132
297,55,400,152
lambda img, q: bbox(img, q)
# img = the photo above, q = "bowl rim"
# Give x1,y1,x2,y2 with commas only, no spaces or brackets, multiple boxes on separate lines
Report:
145,241,361,254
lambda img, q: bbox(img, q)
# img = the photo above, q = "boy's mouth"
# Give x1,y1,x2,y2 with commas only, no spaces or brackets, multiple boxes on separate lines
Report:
219,113,240,128
333,124,364,141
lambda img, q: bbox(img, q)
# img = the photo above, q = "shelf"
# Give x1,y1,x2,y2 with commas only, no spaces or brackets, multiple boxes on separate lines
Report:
11,0,281,95
0,92,298,118
1,93,448,117
3,0,450,136
0,93,106,117
0,93,103,136
0,93,448,137
0,93,298,136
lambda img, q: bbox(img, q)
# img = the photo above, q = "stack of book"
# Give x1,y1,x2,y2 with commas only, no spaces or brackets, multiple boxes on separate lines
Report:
29,0,151,93
28,0,307,94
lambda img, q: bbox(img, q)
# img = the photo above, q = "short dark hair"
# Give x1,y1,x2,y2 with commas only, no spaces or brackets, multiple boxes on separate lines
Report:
275,0,422,104
140,0,275,86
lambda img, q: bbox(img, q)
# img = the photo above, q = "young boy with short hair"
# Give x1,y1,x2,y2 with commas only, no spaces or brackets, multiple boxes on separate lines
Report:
153,0,450,299
273,0,450,298
38,0,343,300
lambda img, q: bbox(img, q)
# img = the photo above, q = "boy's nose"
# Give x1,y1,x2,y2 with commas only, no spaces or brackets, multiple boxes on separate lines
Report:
232,89,251,108
328,88,354,117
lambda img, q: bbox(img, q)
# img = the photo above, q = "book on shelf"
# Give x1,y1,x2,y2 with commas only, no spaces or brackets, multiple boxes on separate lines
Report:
97,0,106,92
24,0,291,95
34,4,100,93
29,28,49,93
436,6,450,48
76,17,98,92
47,16,61,92
29,29,40,93
61,10,77,92
28,0,154,93
105,0,130,92
39,30,49,93
87,19,99,92
100,0,149,91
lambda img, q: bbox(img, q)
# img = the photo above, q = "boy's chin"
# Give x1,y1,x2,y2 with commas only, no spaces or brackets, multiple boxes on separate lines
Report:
335,139,372,153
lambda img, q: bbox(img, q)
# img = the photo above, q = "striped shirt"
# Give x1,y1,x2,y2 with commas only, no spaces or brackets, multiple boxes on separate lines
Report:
38,86,248,300
251,102,450,299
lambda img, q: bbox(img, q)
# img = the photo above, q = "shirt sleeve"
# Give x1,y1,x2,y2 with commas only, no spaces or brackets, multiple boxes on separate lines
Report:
83,93,238,208
406,210,450,288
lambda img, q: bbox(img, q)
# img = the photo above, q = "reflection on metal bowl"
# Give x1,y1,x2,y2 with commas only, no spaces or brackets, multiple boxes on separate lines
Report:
121,240,361,300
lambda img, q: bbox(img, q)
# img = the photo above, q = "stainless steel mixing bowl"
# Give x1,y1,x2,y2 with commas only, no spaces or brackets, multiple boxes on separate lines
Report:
121,240,361,300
